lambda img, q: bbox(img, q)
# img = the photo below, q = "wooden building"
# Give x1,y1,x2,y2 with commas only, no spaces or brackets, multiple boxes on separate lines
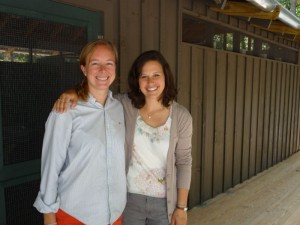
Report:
0,0,299,224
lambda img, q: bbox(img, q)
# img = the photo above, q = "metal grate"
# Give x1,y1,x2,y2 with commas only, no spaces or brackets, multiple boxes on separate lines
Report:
0,12,86,52
5,180,43,225
0,11,87,165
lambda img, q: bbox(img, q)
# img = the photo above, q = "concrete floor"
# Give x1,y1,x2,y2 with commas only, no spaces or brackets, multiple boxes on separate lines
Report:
188,150,300,225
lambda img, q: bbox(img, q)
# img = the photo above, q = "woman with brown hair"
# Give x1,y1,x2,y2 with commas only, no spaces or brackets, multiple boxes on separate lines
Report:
55,50,192,225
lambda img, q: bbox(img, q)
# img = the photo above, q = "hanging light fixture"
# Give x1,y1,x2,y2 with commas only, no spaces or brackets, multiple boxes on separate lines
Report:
246,0,277,11
246,0,300,29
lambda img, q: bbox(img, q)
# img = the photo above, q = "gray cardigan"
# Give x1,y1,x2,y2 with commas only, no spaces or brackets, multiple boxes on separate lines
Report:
116,94,192,223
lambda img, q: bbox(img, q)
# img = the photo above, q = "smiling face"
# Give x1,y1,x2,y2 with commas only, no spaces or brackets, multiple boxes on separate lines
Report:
80,44,116,95
139,60,165,101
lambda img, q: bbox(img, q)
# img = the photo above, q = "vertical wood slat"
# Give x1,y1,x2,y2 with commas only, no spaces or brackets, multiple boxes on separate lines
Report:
160,0,178,80
291,67,299,154
189,47,204,207
294,65,299,153
256,59,266,174
289,66,296,155
296,66,300,152
262,60,272,170
286,65,293,157
249,58,260,177
119,0,142,92
213,51,227,196
289,65,296,153
141,0,160,51
224,54,236,189
267,62,277,167
177,45,191,109
242,57,253,181
282,64,290,160
273,63,282,165
298,68,300,152
202,49,216,201
182,0,193,10
278,64,286,162
233,55,245,185
292,64,297,153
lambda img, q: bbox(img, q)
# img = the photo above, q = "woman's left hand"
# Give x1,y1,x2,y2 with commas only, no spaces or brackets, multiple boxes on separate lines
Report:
171,208,187,225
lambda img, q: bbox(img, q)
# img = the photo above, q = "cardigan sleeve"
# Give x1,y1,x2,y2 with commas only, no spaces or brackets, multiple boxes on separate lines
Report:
175,105,193,189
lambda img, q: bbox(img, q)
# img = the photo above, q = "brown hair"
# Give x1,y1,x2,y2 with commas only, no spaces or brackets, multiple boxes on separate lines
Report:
127,50,177,109
76,39,118,101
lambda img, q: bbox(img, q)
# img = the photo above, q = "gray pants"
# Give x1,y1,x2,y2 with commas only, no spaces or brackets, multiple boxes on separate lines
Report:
122,193,169,225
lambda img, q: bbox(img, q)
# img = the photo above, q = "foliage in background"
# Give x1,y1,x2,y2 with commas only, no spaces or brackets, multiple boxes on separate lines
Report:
277,0,300,17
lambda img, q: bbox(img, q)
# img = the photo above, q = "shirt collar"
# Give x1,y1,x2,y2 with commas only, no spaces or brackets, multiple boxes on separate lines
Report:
87,90,114,106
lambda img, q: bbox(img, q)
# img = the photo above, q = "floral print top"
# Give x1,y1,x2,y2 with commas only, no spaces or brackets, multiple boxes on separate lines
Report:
127,114,171,198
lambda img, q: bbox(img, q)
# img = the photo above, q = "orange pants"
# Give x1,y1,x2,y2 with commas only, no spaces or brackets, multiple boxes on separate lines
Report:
56,209,122,225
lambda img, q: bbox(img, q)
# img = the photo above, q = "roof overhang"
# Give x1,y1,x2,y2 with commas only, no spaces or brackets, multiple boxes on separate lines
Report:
208,0,300,43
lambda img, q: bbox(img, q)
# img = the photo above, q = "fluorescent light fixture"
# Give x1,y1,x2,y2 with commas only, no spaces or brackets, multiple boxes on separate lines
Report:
247,0,300,30
278,6,300,29
246,0,277,12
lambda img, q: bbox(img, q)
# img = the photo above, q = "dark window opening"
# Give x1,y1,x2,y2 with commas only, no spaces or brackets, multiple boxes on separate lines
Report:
182,14,298,64
0,12,87,165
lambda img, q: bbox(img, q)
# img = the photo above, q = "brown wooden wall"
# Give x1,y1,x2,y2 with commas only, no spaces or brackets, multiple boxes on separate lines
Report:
118,0,180,91
179,43,300,207
57,0,181,91
55,0,300,209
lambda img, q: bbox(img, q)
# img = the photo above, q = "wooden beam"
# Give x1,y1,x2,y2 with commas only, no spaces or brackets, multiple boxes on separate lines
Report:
209,1,300,42
269,21,300,35
203,0,228,9
294,35,300,42
210,1,280,20
252,20,300,36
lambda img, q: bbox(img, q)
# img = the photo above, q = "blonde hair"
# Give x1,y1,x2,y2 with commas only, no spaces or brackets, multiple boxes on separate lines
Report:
76,39,118,101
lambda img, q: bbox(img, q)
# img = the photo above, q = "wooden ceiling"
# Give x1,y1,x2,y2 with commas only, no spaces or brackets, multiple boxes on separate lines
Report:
209,0,300,42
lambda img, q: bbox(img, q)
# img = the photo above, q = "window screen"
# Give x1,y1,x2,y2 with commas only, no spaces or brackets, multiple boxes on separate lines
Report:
182,14,298,64
4,180,43,225
0,12,87,165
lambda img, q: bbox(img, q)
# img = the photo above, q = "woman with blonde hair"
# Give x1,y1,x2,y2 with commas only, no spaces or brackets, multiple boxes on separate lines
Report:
54,50,192,225
34,39,126,225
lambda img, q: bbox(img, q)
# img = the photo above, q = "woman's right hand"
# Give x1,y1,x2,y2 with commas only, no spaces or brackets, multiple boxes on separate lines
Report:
53,89,79,113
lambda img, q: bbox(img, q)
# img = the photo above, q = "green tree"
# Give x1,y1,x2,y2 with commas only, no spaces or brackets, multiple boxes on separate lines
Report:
277,0,300,17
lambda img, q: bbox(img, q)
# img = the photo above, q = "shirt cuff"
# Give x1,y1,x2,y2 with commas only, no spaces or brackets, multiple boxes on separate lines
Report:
33,191,60,213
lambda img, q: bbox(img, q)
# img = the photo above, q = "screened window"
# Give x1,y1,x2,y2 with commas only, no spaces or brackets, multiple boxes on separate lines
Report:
0,11,87,165
0,2,102,224
182,14,298,64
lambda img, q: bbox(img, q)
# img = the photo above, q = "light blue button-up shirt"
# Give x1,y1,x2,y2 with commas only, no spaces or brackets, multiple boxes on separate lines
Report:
34,92,126,225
